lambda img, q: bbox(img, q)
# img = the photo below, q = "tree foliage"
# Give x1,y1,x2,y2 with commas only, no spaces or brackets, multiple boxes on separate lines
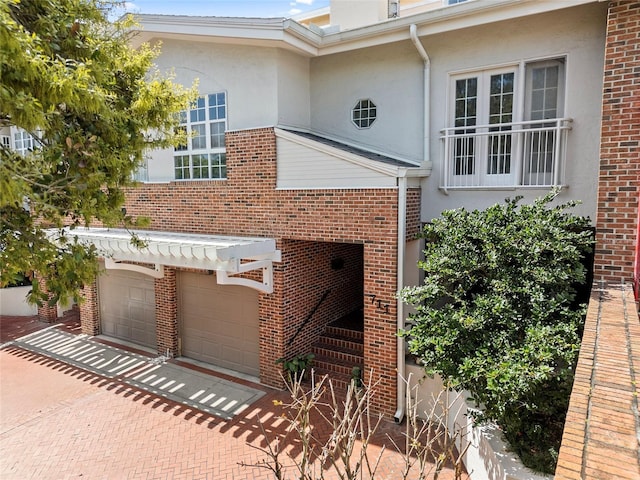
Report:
399,190,593,473
0,0,193,305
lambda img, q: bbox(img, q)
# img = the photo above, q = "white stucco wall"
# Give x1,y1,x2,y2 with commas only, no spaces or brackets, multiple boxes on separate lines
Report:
277,49,311,129
309,2,606,221
153,39,279,131
0,286,37,316
310,40,425,163
420,2,607,221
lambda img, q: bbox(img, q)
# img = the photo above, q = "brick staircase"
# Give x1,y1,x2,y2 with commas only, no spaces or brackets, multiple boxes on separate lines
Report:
311,323,364,391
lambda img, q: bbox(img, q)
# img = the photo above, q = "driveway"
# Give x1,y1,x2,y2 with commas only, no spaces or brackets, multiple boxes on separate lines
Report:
0,315,459,479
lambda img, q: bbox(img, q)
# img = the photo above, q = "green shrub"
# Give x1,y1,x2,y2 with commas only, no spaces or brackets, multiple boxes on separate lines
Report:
400,190,593,473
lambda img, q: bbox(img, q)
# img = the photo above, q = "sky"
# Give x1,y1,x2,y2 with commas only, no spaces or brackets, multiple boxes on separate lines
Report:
120,0,330,18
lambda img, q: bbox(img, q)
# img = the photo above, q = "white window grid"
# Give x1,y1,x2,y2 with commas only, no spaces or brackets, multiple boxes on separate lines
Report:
352,99,377,129
13,129,35,156
443,58,567,189
174,92,227,180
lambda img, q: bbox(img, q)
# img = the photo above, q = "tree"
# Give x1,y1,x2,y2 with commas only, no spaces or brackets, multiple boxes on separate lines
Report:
399,190,593,473
0,0,193,305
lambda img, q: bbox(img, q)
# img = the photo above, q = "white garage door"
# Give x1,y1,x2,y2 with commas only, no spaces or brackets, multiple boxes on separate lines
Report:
179,271,259,377
98,269,156,349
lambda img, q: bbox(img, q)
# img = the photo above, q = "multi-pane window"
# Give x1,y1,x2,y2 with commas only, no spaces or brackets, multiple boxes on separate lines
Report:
174,92,227,180
487,72,514,176
454,78,477,175
524,60,564,185
446,59,565,188
352,99,377,129
1,135,10,149
13,130,35,156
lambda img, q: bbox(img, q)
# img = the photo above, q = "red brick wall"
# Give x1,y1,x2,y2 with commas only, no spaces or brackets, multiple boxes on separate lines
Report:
79,281,99,335
406,187,422,241
36,276,58,323
155,267,178,357
122,127,404,414
594,0,640,284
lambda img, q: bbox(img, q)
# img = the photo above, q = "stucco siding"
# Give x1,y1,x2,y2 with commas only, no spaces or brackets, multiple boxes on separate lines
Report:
421,2,607,221
153,39,279,130
310,41,424,163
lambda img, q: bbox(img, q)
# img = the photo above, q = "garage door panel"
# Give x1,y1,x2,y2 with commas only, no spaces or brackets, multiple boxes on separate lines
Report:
179,272,259,377
99,270,156,349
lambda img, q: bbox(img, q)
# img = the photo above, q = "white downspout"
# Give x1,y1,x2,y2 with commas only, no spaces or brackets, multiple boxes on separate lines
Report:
410,23,430,166
394,173,408,424
395,24,431,424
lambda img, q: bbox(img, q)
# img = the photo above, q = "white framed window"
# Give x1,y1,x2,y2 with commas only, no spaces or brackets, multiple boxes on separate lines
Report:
174,92,227,180
443,58,568,189
1,135,10,149
13,129,35,156
450,67,517,185
352,99,377,129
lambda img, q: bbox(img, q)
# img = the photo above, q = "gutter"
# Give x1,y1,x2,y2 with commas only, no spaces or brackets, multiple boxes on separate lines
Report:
395,24,431,425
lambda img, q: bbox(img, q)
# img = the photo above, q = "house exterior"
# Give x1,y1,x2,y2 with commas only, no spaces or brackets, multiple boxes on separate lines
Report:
35,0,638,437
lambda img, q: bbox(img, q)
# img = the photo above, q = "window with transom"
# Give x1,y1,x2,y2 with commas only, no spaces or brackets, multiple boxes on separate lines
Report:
174,93,227,180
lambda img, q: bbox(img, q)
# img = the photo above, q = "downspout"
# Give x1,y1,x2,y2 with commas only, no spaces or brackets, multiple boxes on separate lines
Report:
395,25,431,424
394,172,408,424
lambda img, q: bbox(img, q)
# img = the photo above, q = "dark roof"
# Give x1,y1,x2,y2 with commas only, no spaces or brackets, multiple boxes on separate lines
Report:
281,129,419,168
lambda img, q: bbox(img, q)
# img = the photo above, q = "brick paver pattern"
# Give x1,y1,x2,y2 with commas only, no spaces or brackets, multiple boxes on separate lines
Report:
0,316,460,480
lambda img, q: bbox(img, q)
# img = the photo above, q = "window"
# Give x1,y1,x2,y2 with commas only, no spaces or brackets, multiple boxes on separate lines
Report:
443,58,567,189
1,135,10,149
352,99,377,129
13,130,35,156
174,93,227,180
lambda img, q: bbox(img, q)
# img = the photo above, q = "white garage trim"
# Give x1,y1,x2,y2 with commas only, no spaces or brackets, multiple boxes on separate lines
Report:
50,228,281,293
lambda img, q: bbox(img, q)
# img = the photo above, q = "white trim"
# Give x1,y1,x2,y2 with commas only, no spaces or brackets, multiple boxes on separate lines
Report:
131,0,596,57
49,228,281,293
274,128,426,177
104,258,165,279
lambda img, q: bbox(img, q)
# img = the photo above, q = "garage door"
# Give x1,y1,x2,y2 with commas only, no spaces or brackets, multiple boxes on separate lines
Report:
179,271,259,377
98,269,156,349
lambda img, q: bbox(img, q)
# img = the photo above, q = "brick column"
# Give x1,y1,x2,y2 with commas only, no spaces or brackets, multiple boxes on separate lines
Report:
79,281,100,336
155,268,178,357
594,0,640,284
36,276,58,323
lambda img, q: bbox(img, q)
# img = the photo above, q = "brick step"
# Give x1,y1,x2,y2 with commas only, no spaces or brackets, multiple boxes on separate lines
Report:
308,370,358,393
325,325,364,342
313,352,363,377
312,342,363,365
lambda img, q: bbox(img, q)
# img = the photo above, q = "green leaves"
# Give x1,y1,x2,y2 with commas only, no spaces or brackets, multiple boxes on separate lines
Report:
399,189,593,473
0,0,195,304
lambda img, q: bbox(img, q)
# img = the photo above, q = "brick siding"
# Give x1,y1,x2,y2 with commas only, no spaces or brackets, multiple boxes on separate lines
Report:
36,276,58,323
155,267,178,357
79,281,99,336
557,2,640,478
594,0,640,284
77,127,413,415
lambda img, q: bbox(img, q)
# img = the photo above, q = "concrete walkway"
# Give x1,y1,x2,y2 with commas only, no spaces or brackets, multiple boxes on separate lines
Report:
0,315,460,480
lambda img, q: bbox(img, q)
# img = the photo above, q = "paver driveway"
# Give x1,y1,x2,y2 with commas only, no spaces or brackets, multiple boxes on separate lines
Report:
0,316,460,480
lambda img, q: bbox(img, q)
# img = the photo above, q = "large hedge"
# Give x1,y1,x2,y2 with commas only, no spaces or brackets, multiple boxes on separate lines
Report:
400,191,593,473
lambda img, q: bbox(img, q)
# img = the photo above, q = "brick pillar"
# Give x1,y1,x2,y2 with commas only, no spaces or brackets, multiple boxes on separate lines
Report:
155,268,178,357
79,280,100,336
36,276,58,323
594,0,640,284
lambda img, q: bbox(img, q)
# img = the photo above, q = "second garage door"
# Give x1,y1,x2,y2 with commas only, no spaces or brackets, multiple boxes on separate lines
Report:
179,271,260,377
